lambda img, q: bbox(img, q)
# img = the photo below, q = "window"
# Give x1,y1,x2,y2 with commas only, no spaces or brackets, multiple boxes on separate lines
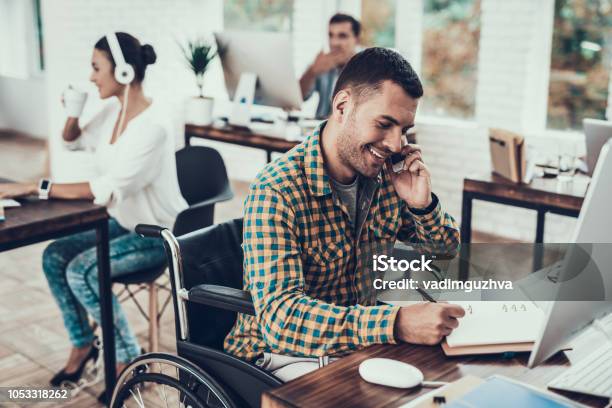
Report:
224,0,293,32
547,0,612,130
0,0,30,78
420,0,481,119
0,0,43,78
361,0,396,48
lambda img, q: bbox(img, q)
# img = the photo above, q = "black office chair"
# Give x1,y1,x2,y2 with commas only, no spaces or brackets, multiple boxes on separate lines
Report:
110,219,283,408
113,146,233,353
172,146,233,235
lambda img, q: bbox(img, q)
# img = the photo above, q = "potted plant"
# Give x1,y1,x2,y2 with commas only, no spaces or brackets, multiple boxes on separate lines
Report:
181,38,217,125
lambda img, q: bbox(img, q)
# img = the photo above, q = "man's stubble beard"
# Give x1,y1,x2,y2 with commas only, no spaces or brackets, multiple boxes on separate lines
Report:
337,111,379,179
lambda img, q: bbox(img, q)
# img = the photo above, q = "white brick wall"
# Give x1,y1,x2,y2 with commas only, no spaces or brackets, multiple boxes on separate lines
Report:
35,0,579,242
415,122,578,243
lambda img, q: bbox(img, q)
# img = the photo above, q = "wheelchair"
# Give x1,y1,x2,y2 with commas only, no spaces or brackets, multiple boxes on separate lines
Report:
109,219,446,407
110,218,285,408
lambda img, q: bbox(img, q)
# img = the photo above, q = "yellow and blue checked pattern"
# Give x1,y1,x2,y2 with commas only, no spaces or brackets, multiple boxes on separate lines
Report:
224,123,460,362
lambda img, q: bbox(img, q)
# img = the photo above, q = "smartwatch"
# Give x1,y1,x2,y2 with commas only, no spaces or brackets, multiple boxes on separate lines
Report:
38,179,52,200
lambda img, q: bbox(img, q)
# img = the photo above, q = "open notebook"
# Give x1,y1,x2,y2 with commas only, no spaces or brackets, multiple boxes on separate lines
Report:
444,302,545,353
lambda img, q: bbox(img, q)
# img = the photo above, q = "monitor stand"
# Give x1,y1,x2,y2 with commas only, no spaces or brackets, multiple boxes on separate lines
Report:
229,72,256,127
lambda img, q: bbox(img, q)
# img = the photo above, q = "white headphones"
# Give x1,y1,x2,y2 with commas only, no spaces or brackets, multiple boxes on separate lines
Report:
106,32,135,85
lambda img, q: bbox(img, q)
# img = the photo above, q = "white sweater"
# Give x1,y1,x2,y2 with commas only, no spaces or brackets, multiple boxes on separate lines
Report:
73,100,187,231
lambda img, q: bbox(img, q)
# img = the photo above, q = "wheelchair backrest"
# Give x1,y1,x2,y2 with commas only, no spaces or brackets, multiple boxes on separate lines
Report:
176,218,244,350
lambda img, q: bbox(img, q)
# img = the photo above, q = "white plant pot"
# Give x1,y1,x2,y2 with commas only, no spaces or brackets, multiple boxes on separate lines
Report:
185,96,214,126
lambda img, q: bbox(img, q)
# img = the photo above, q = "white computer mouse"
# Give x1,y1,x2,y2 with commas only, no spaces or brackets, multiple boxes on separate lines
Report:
358,358,424,388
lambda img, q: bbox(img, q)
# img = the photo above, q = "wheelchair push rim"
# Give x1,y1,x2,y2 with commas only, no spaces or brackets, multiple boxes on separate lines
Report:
111,353,236,408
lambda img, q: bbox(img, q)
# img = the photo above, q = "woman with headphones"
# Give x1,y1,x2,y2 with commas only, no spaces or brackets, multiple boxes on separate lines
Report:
0,32,187,391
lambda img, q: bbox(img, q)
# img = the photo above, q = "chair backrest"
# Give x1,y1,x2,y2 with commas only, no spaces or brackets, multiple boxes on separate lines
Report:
173,146,232,236
176,145,231,206
176,218,244,350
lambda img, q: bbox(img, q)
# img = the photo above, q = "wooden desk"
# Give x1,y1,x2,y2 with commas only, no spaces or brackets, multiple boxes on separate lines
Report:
460,173,586,244
185,124,300,163
262,339,607,408
0,195,116,402
459,173,587,279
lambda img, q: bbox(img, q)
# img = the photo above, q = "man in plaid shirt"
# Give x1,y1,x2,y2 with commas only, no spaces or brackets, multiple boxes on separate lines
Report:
225,47,465,379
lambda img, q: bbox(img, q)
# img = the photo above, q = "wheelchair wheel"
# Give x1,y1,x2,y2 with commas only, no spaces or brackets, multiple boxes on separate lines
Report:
111,353,237,408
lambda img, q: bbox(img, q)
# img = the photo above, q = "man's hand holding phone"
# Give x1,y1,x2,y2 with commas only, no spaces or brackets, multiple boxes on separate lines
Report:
387,143,433,209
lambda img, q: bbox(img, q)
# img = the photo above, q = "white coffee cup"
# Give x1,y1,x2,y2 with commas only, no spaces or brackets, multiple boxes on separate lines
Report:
63,85,88,118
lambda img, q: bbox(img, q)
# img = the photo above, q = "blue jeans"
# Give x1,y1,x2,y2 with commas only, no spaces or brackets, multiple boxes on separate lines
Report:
42,218,166,363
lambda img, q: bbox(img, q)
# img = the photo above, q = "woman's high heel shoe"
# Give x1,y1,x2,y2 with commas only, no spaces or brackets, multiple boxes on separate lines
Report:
50,343,99,386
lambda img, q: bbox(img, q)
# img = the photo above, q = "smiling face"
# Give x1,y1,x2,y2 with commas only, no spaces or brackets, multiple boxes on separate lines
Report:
335,81,418,179
89,48,123,99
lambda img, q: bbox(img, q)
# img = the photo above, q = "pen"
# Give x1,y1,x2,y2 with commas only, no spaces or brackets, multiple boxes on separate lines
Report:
416,287,436,303
422,380,449,388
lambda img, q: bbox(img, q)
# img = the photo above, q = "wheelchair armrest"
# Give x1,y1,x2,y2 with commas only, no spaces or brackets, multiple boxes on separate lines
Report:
135,224,166,238
188,284,255,315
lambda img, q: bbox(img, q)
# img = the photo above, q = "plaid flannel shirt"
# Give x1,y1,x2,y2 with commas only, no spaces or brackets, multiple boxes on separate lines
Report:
224,123,460,362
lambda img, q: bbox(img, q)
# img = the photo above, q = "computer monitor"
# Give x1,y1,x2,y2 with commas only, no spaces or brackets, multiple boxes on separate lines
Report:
583,118,612,177
528,140,612,368
214,31,303,110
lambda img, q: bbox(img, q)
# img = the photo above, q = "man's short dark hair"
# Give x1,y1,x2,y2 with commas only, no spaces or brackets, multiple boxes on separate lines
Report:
332,47,424,103
329,13,361,37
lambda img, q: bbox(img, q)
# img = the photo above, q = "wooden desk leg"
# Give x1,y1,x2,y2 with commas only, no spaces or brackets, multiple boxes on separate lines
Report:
460,192,473,244
458,244,471,281
533,244,544,272
459,192,473,280
535,209,546,243
96,220,116,402
533,210,546,271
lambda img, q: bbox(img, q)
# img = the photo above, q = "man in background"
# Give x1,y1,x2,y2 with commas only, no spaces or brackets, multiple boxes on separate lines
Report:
300,13,361,119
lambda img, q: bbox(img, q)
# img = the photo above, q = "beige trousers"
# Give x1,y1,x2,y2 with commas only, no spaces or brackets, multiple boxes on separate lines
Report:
256,352,338,382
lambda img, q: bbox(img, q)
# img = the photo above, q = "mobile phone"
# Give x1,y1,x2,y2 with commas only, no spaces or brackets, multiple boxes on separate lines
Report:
390,153,406,173
390,135,409,173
